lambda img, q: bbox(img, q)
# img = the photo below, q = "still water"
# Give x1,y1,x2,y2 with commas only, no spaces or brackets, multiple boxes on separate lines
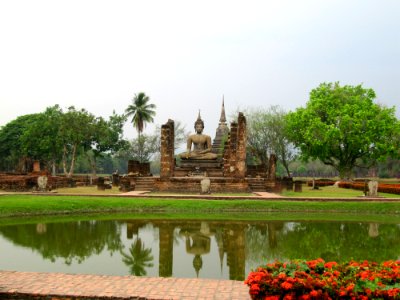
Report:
0,218,400,280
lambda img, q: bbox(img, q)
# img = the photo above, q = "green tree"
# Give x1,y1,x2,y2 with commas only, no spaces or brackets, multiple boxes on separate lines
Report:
59,107,96,177
245,106,296,177
85,112,128,176
125,92,156,162
20,105,64,175
116,134,159,163
0,114,41,171
286,82,400,179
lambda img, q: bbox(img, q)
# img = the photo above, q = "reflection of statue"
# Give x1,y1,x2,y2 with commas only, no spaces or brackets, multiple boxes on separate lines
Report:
184,233,211,277
179,112,217,160
180,223,212,277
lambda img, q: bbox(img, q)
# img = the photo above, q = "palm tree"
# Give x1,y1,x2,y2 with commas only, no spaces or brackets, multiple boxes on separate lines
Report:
121,238,154,276
125,92,156,162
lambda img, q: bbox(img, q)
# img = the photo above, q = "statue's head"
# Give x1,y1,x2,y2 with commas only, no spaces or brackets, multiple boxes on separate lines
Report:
194,110,204,134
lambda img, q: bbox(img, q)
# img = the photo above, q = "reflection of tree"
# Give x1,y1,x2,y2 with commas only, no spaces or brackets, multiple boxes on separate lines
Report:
245,222,400,267
279,222,400,262
245,222,285,267
0,221,123,265
121,238,154,276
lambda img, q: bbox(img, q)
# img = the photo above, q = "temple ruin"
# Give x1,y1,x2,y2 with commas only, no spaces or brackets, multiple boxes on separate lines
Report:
130,99,277,193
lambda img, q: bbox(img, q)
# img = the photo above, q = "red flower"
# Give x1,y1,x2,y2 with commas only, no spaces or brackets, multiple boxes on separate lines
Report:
388,288,400,297
346,283,355,292
281,281,293,290
278,272,287,280
324,261,338,269
359,271,369,279
283,293,295,300
249,284,260,295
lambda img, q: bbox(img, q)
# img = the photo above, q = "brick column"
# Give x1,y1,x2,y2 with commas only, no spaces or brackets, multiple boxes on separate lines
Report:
235,112,247,178
160,119,175,179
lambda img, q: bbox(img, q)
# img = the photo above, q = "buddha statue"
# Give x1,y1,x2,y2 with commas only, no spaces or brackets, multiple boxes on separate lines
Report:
179,112,218,160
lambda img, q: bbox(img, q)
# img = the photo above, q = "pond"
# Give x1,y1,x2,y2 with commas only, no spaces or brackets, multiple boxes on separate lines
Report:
0,216,400,281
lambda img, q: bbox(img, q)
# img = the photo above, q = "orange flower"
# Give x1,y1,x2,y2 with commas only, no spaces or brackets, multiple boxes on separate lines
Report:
249,284,260,295
278,273,287,280
324,262,338,269
359,271,369,279
346,283,355,292
281,281,293,290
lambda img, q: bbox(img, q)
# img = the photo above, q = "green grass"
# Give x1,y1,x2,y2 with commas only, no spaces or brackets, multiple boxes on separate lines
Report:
1,194,400,218
280,185,400,198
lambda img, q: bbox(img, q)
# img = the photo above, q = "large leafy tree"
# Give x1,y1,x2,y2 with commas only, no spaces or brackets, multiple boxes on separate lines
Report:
85,112,128,176
59,107,96,177
286,82,400,179
245,106,296,177
20,105,64,175
0,114,42,171
125,92,156,162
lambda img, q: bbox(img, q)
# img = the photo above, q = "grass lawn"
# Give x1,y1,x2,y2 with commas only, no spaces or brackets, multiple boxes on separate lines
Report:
280,185,400,198
1,194,400,218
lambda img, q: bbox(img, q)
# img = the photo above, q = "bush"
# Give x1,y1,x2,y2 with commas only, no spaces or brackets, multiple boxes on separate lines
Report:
245,259,400,299
338,182,400,195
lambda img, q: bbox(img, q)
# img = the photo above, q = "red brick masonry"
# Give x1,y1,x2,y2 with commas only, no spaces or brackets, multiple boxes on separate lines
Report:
0,271,250,300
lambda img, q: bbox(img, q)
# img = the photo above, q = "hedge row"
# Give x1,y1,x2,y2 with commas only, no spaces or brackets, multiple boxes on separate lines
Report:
338,182,400,195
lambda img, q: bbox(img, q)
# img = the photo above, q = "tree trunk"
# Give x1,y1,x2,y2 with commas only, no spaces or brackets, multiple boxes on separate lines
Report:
67,144,77,178
138,131,142,163
52,160,56,176
338,165,353,180
86,151,97,178
62,145,68,176
281,157,291,178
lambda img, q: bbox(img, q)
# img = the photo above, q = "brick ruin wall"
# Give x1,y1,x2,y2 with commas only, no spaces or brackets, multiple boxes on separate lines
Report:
160,119,175,179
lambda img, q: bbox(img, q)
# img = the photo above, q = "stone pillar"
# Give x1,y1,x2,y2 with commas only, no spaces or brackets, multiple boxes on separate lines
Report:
160,119,175,179
294,181,303,192
267,154,277,180
368,180,378,197
223,133,231,175
33,160,41,173
97,177,105,190
235,112,247,178
226,122,238,176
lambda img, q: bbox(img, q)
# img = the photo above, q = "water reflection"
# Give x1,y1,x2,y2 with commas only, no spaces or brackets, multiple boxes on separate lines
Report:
0,219,399,280
121,238,154,276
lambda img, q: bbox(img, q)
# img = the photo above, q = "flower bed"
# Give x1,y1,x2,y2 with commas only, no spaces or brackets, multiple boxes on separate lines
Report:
245,259,400,299
338,182,400,195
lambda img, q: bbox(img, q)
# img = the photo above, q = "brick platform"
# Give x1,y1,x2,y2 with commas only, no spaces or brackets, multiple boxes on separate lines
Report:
0,271,250,300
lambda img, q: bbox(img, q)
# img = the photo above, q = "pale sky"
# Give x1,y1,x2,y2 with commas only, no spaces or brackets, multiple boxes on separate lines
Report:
1,0,399,139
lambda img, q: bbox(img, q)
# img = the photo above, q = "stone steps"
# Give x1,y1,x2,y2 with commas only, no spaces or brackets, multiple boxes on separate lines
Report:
246,178,266,192
134,177,156,191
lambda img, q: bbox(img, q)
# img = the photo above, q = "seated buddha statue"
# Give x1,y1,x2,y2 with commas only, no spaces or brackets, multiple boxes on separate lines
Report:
179,112,218,160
